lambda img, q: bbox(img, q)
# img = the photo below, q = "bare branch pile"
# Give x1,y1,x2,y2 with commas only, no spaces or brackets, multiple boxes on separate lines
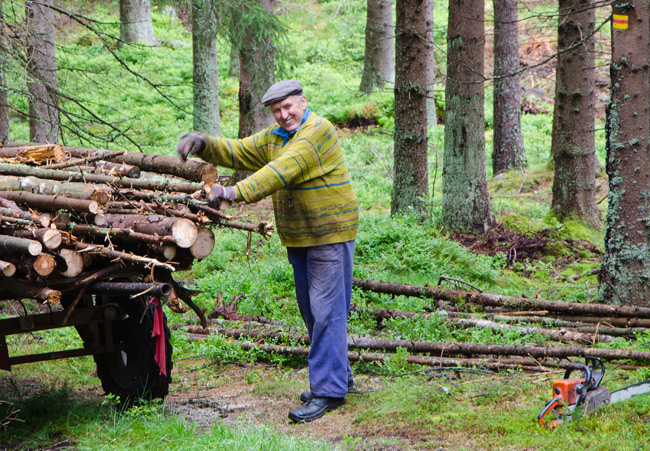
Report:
0,143,273,311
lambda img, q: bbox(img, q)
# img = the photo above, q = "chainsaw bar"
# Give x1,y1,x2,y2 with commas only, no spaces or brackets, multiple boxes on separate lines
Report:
610,380,650,404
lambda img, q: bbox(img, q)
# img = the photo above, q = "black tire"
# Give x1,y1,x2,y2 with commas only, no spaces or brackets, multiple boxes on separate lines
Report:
94,294,173,405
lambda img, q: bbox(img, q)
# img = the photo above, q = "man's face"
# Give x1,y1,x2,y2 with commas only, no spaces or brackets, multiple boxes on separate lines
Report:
269,95,307,132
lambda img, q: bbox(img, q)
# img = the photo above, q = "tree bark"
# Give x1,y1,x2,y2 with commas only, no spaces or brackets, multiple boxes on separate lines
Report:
238,0,275,138
371,308,612,344
119,0,157,45
359,0,395,94
198,327,650,362
0,206,50,227
229,43,240,77
391,0,429,215
73,242,175,271
12,228,61,249
0,163,203,194
0,175,110,203
69,223,176,246
352,277,650,319
0,278,60,303
550,0,600,227
103,214,198,248
0,191,99,214
492,0,524,175
25,0,59,143
0,0,8,143
192,0,221,136
599,1,650,305
65,146,218,184
0,235,42,256
424,0,435,129
442,0,493,232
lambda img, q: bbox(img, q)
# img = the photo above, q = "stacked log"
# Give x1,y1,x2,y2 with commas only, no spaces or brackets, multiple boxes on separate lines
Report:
0,143,274,309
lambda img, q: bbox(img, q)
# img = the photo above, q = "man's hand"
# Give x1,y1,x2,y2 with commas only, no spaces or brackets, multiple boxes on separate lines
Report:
208,185,237,208
176,132,206,160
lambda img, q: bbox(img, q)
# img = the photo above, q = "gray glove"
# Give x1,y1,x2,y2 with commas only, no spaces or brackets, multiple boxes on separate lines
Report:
208,185,237,208
177,132,206,160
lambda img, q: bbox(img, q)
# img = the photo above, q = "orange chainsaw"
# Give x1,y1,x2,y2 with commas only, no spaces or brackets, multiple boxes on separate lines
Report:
537,356,650,426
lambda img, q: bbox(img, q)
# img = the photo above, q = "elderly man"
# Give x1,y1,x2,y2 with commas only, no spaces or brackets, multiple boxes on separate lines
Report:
177,80,359,423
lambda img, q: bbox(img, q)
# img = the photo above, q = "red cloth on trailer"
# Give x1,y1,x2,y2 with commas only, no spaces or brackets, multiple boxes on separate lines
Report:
149,297,166,376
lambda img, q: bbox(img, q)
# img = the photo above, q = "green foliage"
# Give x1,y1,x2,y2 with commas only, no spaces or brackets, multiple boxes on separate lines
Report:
355,213,501,289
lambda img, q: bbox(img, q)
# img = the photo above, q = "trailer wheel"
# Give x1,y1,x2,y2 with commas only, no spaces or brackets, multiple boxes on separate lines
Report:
94,295,173,405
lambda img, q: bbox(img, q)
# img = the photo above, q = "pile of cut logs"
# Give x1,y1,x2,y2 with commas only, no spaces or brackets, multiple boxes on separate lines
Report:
0,143,272,310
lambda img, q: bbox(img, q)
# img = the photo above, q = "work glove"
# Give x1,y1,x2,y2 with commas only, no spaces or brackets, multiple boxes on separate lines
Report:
176,132,206,160
208,184,237,209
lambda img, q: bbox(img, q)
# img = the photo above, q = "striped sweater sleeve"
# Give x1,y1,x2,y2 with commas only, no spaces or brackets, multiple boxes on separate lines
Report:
235,119,341,203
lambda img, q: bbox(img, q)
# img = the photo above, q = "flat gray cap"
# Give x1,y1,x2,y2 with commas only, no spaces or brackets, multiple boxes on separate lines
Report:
261,80,303,106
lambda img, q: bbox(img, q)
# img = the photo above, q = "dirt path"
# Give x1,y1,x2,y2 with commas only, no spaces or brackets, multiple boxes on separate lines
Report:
165,359,410,449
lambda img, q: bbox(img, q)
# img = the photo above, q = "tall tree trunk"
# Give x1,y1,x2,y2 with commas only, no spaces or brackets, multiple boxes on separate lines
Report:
25,0,58,144
229,44,240,78
550,0,600,227
599,1,650,305
238,0,275,138
0,0,8,143
442,0,493,232
492,0,524,175
192,0,221,136
119,0,157,45
359,0,394,94
391,0,428,215
425,0,436,129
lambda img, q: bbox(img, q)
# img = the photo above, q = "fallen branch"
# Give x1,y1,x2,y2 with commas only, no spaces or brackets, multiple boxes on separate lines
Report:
185,327,650,362
353,277,650,319
371,308,614,343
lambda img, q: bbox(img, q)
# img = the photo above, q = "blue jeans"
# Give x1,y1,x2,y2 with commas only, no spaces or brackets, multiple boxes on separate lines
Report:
287,240,355,398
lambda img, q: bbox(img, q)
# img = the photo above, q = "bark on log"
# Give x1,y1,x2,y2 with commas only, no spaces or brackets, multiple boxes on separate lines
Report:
73,242,175,271
43,150,126,170
0,235,42,256
189,227,215,259
208,327,650,362
13,228,62,249
548,315,650,328
0,215,35,226
89,282,172,298
0,278,61,303
117,189,194,204
0,191,99,214
48,264,141,291
68,223,176,246
0,197,21,211
95,161,140,178
0,259,16,277
352,277,650,319
64,146,219,184
0,206,50,227
104,214,197,248
217,219,275,237
0,163,203,194
180,330,589,372
371,308,613,344
0,175,110,203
